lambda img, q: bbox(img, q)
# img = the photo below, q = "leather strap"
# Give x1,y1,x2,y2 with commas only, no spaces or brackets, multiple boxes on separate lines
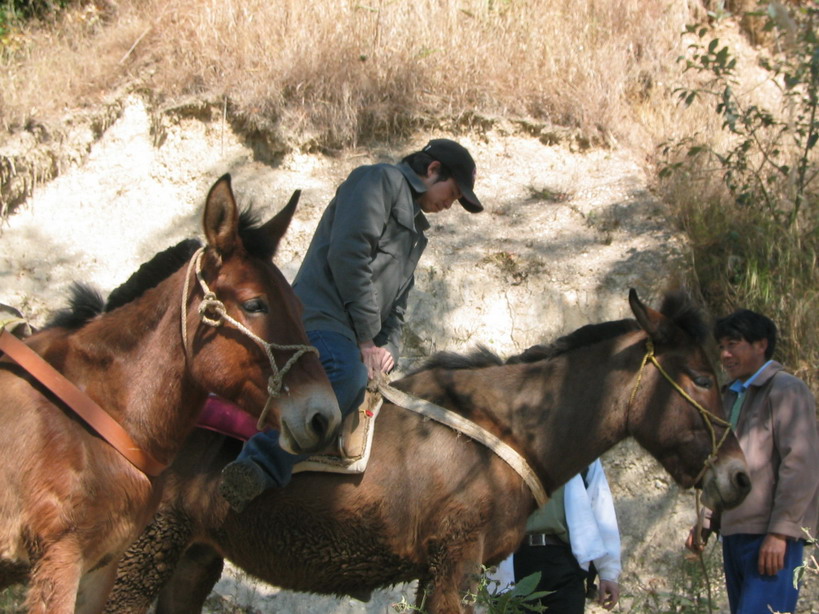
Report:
377,382,549,508
0,328,166,476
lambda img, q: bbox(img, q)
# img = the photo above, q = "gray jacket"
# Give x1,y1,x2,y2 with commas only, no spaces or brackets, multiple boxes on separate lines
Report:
293,162,430,360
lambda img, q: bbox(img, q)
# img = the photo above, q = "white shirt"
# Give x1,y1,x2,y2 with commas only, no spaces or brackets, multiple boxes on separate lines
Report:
489,459,621,588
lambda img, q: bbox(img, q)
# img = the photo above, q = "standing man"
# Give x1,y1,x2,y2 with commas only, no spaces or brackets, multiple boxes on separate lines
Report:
512,458,621,612
219,138,483,512
686,309,819,614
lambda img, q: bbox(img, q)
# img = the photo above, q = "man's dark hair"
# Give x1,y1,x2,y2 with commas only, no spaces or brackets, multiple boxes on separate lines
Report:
715,309,777,360
402,151,453,183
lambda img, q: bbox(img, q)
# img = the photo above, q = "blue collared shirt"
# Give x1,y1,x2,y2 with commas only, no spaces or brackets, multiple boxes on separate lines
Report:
728,359,773,394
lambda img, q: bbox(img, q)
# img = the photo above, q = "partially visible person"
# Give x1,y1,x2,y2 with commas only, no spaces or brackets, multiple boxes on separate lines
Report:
510,458,621,612
218,139,484,512
686,308,819,614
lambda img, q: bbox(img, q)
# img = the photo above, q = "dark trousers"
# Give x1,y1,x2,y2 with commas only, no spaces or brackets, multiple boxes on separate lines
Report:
514,541,588,614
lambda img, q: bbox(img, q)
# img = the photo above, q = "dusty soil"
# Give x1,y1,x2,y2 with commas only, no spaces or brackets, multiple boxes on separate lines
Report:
1,96,816,613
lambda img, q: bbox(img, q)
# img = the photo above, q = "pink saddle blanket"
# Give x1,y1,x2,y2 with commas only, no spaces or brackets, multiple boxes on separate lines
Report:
197,395,266,442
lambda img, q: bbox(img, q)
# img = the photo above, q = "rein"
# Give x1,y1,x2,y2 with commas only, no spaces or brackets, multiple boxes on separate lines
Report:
181,247,319,430
0,319,167,477
629,338,732,486
376,380,549,508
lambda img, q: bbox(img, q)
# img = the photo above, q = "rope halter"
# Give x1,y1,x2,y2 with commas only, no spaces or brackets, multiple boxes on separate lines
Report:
181,247,319,430
629,338,733,487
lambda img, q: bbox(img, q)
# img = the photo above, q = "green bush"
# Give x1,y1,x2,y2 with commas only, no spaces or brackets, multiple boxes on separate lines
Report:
2,0,75,36
660,1,819,390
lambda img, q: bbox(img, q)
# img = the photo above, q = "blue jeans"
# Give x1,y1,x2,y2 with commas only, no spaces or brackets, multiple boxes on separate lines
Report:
722,533,804,614
235,330,368,487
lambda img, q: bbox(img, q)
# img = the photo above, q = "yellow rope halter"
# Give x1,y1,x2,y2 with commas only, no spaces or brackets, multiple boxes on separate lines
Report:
629,338,733,486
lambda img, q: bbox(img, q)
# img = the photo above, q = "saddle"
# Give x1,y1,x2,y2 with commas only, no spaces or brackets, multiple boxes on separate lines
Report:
293,386,383,475
197,385,383,475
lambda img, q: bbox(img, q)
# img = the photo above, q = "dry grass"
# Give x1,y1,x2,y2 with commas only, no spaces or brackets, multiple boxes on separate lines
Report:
1,0,704,152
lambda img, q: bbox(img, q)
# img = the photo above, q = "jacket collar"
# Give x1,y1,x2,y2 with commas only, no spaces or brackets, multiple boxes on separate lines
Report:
397,163,430,232
747,360,784,388
722,360,784,394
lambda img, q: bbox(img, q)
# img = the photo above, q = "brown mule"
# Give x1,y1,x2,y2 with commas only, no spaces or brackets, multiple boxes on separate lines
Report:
0,175,341,613
105,289,750,614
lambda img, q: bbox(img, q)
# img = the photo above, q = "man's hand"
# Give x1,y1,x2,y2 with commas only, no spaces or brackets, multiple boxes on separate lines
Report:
758,533,788,576
685,525,712,553
359,340,395,379
597,580,620,610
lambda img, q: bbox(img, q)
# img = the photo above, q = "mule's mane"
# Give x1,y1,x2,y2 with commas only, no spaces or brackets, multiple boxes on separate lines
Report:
658,289,709,344
412,346,504,373
46,209,272,330
45,283,107,330
412,291,708,372
105,238,202,312
507,319,640,364
411,320,639,374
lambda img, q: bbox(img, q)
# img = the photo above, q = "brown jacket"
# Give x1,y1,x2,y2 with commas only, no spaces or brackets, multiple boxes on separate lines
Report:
711,361,819,540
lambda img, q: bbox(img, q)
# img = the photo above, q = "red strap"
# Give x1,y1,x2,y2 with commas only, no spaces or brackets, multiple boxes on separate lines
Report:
0,329,166,476
197,395,262,442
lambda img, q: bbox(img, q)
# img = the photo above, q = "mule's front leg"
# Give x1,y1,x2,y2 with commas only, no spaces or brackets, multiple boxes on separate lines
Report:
75,558,121,614
155,543,225,614
25,539,82,614
423,539,484,614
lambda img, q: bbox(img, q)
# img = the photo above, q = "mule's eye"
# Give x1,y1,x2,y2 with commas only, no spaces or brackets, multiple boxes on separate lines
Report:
693,375,713,389
242,298,269,314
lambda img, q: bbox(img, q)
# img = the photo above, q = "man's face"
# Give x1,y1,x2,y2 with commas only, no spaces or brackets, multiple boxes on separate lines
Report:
717,336,768,382
418,162,462,214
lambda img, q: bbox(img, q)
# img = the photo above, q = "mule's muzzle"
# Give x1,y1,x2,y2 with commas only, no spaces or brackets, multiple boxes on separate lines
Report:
278,392,341,455
700,457,751,512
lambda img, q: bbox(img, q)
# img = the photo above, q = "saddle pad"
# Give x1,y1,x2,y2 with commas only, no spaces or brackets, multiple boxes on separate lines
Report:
293,388,383,475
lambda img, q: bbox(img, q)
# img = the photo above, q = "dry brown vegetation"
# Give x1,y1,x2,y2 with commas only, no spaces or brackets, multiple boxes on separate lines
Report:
1,0,714,152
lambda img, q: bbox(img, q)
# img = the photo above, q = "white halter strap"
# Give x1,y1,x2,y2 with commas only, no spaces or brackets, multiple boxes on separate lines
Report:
181,247,318,429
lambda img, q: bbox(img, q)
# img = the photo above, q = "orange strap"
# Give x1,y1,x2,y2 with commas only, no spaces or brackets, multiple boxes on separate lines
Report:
0,329,166,476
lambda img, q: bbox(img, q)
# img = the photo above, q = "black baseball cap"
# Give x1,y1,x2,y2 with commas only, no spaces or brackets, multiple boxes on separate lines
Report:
422,139,483,213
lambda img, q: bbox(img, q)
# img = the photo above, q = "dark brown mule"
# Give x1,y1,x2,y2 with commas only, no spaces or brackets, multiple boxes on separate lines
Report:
105,290,750,614
0,175,341,614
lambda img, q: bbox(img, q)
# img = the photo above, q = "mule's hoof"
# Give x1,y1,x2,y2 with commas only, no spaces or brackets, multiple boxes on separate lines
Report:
218,460,270,513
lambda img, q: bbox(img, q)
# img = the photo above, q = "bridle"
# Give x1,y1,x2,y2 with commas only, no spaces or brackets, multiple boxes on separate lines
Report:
181,247,318,430
628,338,732,486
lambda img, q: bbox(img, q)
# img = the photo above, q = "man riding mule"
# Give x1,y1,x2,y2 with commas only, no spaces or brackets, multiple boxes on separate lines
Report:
219,138,484,512
104,289,751,614
0,176,341,614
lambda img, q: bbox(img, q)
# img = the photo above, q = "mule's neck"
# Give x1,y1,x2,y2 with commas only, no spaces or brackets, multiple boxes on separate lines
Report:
64,265,204,466
402,332,645,496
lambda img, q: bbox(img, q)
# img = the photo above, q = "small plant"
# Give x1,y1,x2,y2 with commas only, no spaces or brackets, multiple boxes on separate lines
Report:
392,569,547,614
794,528,818,588
0,585,26,613
625,544,727,614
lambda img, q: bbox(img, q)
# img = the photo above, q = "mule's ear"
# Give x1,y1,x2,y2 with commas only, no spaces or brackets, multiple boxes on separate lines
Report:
259,189,300,258
203,174,240,256
630,288,665,340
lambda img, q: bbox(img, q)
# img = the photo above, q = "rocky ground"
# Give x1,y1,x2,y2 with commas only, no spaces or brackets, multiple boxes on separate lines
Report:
1,96,816,613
